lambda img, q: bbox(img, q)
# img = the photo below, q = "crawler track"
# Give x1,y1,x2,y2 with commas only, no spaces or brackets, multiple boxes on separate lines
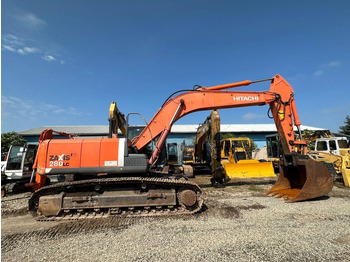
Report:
29,176,203,221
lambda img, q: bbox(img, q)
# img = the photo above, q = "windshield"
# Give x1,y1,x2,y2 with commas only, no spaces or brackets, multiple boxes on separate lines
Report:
6,146,24,170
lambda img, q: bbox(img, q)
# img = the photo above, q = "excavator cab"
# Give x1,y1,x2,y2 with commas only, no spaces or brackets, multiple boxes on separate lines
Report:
167,143,179,165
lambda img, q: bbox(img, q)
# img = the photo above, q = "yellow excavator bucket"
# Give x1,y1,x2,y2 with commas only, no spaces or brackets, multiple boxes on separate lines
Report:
222,159,276,178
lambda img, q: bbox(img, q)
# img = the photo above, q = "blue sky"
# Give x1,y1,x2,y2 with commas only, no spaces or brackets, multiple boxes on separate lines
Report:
2,0,350,133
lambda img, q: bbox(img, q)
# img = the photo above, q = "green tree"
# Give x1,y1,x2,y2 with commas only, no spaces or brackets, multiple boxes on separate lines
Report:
1,132,27,152
301,129,316,150
221,132,235,140
339,115,350,135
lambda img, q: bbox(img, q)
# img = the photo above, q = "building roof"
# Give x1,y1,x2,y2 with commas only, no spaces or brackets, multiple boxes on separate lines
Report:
17,126,108,136
17,124,326,136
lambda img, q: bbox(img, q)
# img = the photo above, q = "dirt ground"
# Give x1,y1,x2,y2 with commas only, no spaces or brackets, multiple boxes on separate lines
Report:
1,176,350,262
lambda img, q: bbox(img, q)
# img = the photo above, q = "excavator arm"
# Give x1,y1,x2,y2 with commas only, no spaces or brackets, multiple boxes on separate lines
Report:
133,75,304,166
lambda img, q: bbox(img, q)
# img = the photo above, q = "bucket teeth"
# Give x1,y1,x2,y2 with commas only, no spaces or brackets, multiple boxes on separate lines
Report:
265,191,293,201
273,194,283,198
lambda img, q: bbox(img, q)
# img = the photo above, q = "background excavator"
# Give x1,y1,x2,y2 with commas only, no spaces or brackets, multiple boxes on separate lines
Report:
189,110,274,185
220,137,276,179
190,109,223,185
27,74,333,220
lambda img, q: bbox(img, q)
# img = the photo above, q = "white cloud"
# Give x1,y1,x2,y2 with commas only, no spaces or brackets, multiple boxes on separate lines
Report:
322,107,342,114
312,60,341,78
242,113,265,120
17,47,41,55
287,74,304,81
2,34,43,56
2,45,16,52
2,34,24,46
42,55,56,62
23,47,41,53
326,61,340,67
2,28,65,64
53,109,65,114
17,49,26,55
2,96,87,132
314,70,323,77
15,12,47,30
2,96,85,119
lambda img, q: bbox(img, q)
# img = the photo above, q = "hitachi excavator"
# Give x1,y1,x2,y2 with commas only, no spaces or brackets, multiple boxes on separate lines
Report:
27,75,333,220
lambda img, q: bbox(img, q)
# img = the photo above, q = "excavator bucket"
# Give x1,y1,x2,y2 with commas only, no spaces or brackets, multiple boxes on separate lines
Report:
223,159,276,178
265,154,333,202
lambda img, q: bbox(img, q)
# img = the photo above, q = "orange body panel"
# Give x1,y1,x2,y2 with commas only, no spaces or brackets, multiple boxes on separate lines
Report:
81,138,102,167
99,138,120,167
36,138,122,172
47,139,82,169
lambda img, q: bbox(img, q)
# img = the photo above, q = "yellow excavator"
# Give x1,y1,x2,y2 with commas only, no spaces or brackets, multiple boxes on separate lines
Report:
192,110,275,185
192,109,224,185
220,137,276,178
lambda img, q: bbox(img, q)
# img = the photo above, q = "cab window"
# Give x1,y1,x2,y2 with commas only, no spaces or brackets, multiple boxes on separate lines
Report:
6,146,24,170
329,140,337,151
316,141,327,151
338,139,348,148
224,141,230,157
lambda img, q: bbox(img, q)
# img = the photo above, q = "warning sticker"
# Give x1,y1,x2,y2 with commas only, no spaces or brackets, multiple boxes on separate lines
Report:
104,161,118,166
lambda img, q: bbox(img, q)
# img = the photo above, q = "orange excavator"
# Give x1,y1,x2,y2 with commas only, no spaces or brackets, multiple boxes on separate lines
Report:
27,75,333,220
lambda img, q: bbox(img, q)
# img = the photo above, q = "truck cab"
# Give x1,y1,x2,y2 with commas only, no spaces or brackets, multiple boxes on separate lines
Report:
315,137,349,155
4,143,37,180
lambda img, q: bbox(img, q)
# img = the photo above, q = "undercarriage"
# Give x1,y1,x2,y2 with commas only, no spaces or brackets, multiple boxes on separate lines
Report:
29,176,203,221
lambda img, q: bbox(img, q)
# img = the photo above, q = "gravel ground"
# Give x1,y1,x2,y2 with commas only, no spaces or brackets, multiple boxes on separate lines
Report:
1,177,350,262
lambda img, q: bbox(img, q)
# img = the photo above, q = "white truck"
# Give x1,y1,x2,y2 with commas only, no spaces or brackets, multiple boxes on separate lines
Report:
1,143,37,196
311,137,350,187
